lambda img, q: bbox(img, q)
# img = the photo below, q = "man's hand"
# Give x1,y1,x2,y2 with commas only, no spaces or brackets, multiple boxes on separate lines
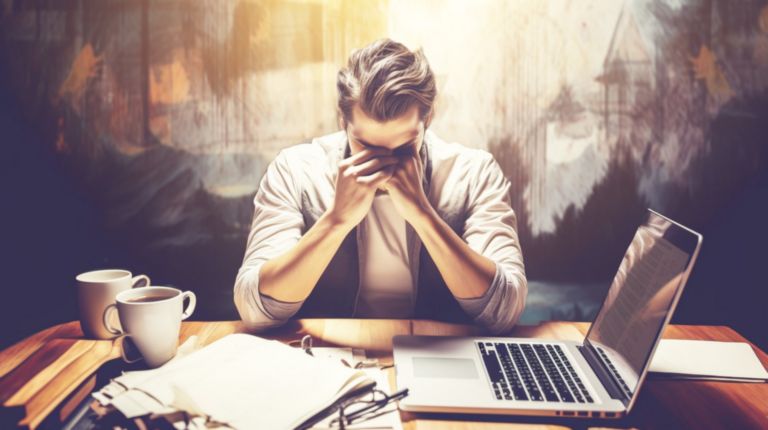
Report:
328,148,399,229
385,145,434,226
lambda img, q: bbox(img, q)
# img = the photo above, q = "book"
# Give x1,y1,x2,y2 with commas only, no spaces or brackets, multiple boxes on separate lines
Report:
96,334,377,429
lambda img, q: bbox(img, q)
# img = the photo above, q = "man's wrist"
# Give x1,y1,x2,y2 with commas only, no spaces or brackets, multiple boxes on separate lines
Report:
320,208,357,235
409,201,440,233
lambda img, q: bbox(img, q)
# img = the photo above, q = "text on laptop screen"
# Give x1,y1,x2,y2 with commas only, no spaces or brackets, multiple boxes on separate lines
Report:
586,212,695,396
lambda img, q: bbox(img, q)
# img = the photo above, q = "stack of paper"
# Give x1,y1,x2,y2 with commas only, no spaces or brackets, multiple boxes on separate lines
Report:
94,334,377,429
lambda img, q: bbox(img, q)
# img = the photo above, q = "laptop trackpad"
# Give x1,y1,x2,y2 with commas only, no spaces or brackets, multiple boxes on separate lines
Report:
413,357,479,379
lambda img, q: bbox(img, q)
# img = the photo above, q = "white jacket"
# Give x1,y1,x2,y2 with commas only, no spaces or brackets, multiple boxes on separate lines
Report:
234,130,527,334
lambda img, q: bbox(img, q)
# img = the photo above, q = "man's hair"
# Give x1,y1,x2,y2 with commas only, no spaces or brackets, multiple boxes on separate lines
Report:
337,39,436,124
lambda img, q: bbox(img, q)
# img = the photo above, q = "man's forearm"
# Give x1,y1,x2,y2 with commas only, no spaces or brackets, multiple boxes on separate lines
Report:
258,211,352,303
411,208,497,299
257,147,395,304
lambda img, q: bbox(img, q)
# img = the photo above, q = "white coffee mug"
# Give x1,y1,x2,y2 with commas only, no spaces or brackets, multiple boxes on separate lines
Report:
103,286,196,368
77,269,150,339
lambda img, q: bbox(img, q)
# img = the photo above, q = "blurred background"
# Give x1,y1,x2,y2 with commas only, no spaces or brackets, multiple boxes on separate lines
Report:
1,0,766,350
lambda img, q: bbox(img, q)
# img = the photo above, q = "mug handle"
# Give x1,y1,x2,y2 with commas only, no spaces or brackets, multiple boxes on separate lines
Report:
118,335,144,364
180,291,196,320
103,304,123,336
131,274,150,288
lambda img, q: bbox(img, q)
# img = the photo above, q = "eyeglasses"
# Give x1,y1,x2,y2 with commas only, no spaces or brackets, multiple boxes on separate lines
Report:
289,335,408,429
328,388,409,429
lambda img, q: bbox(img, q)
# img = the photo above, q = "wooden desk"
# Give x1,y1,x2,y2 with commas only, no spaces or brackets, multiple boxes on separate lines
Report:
1,320,766,429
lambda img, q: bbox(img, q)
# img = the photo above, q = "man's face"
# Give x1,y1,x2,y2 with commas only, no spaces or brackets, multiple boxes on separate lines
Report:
345,104,425,158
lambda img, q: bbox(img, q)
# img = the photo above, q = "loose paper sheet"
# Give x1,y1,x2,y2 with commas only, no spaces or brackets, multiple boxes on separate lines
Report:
649,339,768,381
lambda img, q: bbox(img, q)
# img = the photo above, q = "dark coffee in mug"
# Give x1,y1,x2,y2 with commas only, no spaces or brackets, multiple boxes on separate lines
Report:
125,295,173,303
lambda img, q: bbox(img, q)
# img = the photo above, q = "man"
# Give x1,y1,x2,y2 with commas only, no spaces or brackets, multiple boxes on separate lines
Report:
234,39,526,334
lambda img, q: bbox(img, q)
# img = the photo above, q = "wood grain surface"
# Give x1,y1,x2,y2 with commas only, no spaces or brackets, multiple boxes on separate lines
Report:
1,320,766,429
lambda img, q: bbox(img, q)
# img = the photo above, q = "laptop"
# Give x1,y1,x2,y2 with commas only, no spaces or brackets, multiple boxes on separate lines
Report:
393,209,702,419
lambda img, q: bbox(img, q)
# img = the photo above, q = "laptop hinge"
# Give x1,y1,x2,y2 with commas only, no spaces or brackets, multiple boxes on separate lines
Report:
578,344,629,404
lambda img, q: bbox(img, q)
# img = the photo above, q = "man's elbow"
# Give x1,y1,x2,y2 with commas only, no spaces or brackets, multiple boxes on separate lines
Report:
233,268,289,333
479,271,527,335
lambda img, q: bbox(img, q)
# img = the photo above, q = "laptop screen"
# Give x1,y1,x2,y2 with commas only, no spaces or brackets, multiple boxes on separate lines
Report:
585,210,701,402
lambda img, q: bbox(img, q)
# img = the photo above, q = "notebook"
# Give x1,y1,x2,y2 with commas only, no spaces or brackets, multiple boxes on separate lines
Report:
95,334,376,429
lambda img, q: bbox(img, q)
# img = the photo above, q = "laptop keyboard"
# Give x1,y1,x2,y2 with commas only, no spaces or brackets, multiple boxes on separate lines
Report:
596,346,633,398
478,342,594,403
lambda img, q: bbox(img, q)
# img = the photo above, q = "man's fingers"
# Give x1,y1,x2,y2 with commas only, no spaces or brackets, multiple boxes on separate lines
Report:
357,165,395,186
394,155,421,179
369,169,397,189
340,147,391,168
352,156,399,177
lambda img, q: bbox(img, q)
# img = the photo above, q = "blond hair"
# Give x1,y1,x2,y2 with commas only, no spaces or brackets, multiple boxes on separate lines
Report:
337,39,436,123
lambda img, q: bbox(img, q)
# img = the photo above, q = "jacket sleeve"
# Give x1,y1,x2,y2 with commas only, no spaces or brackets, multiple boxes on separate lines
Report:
233,151,306,331
456,152,528,334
